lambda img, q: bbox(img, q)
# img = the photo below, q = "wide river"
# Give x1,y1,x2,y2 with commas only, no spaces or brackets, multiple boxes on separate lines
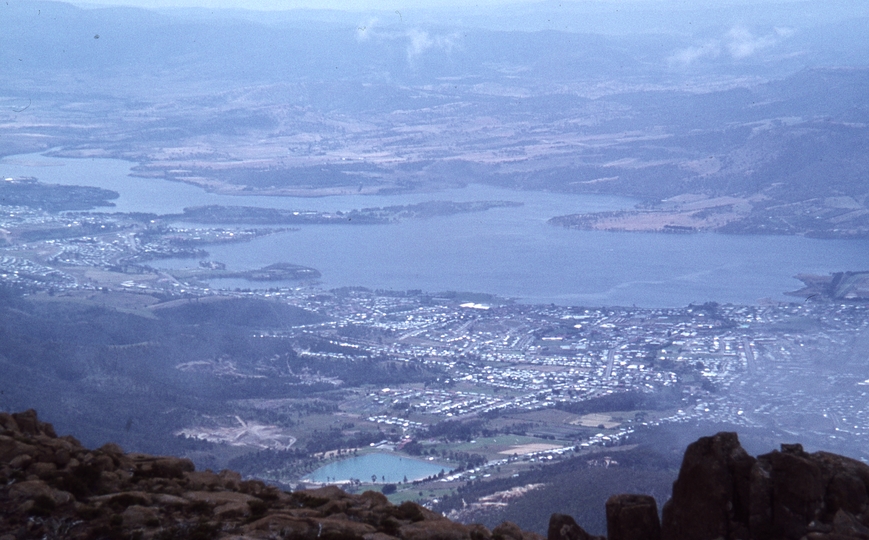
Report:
3,153,868,307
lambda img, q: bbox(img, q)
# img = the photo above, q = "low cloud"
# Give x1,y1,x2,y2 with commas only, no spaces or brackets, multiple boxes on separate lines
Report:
355,17,378,42
726,26,782,59
670,26,794,65
353,23,459,65
405,29,457,62
669,40,721,65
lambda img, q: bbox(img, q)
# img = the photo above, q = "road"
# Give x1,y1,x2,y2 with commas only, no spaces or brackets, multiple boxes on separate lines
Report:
605,349,616,378
743,339,757,375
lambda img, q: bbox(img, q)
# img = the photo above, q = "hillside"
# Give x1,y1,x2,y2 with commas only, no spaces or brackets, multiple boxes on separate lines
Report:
5,410,869,540
0,410,540,540
2,3,868,237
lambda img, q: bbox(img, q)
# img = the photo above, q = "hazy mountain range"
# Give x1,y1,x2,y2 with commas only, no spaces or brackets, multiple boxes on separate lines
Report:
3,0,868,236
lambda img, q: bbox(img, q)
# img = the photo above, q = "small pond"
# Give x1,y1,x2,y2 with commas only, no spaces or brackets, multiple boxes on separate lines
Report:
305,453,450,484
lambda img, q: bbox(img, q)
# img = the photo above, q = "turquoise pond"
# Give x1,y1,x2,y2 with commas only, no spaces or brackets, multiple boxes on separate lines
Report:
304,453,450,484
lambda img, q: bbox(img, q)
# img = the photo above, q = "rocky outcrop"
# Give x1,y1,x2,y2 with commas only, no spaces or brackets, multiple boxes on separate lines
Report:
660,432,754,540
565,431,869,540
0,410,537,540
548,513,604,540
4,412,869,540
659,433,869,540
606,495,660,540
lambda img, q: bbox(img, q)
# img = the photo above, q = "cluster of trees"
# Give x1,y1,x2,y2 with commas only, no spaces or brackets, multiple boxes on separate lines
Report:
303,429,384,454
231,427,389,480
555,387,682,416
291,335,443,386
450,452,487,472
227,447,311,477
401,441,485,472
422,419,485,441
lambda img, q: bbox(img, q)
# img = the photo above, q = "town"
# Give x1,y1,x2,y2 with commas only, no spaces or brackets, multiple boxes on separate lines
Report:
1,200,868,503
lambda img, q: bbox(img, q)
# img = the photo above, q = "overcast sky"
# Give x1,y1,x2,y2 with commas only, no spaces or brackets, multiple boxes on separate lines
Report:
75,0,540,9
71,0,808,11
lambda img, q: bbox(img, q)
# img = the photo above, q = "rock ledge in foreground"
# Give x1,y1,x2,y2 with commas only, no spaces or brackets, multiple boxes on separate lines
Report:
0,409,542,540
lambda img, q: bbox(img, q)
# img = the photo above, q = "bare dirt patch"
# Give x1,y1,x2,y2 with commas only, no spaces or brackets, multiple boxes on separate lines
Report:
175,416,296,450
499,443,564,455
571,413,621,429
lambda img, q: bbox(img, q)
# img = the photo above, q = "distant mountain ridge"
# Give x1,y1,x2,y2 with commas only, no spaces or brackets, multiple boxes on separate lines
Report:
3,1,869,90
3,1,868,238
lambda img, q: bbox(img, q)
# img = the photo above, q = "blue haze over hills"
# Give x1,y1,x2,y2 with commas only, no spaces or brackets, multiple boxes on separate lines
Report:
1,4,869,532
2,0,869,301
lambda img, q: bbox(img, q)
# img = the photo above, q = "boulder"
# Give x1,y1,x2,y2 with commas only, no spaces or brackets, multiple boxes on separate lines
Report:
185,469,223,491
246,513,317,537
655,433,869,540
0,413,19,433
53,447,71,468
468,523,494,540
400,520,477,540
214,501,252,519
89,490,153,508
91,453,116,473
548,513,601,540
360,490,392,508
183,489,257,506
0,435,37,463
12,409,54,436
319,517,379,540
8,479,74,506
291,485,351,508
152,493,189,507
756,444,826,539
120,504,160,528
660,432,755,540
364,533,401,540
8,453,32,470
138,456,195,478
393,501,447,523
605,494,660,540
494,521,544,540
26,460,57,479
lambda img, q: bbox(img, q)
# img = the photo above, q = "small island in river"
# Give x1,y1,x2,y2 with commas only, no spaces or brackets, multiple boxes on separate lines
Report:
171,200,523,225
171,262,321,282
